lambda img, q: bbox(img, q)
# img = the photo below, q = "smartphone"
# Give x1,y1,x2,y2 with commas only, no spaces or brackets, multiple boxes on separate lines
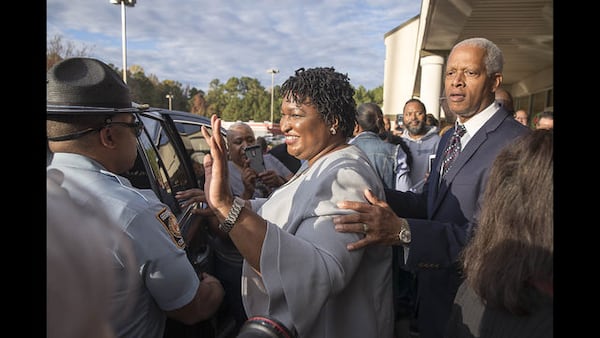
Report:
428,154,436,173
244,145,266,173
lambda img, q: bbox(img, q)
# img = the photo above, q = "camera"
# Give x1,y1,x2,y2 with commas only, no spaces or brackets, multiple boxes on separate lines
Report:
236,315,296,338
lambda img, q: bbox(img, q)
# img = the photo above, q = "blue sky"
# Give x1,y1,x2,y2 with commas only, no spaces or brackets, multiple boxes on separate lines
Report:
47,0,421,94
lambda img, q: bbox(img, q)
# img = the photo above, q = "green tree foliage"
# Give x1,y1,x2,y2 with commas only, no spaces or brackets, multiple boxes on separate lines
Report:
370,86,384,105
128,66,159,106
205,79,228,118
47,35,383,120
353,85,383,106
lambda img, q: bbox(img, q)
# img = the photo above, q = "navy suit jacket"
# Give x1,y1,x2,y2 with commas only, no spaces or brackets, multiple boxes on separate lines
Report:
385,108,530,338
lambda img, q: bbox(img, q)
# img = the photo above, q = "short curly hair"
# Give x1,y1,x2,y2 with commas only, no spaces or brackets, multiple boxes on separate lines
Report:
280,67,356,138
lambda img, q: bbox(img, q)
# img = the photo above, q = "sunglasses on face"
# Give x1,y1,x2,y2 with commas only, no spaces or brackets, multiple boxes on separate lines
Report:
105,120,144,137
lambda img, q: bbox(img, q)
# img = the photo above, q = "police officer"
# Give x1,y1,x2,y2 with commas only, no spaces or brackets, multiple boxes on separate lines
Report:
46,57,224,338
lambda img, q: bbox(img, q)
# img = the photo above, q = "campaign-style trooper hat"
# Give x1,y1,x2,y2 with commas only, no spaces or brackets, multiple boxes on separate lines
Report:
47,57,140,115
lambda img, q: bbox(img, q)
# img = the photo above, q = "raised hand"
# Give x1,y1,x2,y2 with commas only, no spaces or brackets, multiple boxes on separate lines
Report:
200,115,235,221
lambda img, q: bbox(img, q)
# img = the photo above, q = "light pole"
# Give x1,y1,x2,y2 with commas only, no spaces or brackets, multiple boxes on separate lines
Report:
266,68,279,125
110,0,136,83
166,94,174,110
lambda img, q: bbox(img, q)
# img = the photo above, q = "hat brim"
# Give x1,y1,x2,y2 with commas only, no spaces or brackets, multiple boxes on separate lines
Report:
47,104,145,115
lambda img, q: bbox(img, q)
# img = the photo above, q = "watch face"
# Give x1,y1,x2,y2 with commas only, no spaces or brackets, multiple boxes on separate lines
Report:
400,228,411,243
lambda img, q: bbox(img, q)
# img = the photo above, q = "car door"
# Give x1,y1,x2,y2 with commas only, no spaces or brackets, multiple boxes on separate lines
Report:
125,109,218,267
123,110,223,338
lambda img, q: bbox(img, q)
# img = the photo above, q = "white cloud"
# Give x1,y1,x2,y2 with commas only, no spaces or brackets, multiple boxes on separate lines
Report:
47,0,420,93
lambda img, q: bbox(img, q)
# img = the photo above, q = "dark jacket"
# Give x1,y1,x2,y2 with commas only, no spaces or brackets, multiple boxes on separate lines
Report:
444,282,553,338
385,108,530,338
350,131,409,190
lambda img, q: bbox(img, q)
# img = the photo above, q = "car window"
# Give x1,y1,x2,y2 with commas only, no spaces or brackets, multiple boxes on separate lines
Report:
124,114,194,216
173,118,220,188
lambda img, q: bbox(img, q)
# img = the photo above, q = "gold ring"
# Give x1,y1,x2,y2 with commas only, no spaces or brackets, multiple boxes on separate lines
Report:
362,223,368,233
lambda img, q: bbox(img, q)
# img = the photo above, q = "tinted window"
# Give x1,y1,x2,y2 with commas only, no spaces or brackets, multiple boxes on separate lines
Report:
124,114,194,216
173,118,217,187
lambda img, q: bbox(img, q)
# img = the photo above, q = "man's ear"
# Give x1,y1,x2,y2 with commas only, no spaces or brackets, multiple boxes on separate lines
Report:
98,127,117,149
491,73,503,92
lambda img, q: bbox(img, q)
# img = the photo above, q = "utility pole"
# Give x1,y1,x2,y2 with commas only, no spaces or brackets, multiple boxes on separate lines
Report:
266,68,279,124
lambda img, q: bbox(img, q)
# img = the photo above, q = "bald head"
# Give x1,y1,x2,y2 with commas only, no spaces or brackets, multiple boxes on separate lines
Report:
227,122,256,166
227,122,254,142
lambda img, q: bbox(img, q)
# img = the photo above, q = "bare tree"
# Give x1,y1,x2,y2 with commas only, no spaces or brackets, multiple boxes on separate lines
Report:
47,34,95,70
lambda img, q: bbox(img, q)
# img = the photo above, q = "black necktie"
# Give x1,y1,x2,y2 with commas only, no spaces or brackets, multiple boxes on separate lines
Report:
441,124,466,177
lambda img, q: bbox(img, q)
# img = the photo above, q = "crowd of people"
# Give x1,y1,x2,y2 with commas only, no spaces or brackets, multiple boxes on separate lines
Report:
47,36,553,338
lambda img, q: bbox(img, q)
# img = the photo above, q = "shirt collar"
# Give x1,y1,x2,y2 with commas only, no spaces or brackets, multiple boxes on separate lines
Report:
456,101,499,148
461,101,499,137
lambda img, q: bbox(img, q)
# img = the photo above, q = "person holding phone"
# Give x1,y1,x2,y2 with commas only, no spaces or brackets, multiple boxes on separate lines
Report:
226,122,292,200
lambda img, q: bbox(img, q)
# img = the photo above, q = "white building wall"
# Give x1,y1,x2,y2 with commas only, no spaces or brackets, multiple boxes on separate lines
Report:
382,17,420,119
383,0,551,124
419,55,445,120
510,66,553,98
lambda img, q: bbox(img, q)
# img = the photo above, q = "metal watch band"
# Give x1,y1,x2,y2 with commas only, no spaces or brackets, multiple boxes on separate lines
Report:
219,197,245,233
398,218,411,244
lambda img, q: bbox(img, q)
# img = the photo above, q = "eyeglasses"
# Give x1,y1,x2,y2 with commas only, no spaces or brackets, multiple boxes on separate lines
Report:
105,121,144,137
47,119,144,142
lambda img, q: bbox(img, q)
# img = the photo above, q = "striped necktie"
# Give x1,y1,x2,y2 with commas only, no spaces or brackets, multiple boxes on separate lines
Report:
441,124,466,177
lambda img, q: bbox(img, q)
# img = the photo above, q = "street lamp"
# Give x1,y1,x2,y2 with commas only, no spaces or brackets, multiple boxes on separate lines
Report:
266,68,279,125
166,94,174,110
110,0,136,83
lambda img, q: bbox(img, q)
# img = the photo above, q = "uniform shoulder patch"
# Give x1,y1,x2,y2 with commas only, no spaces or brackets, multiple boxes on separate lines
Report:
156,207,186,249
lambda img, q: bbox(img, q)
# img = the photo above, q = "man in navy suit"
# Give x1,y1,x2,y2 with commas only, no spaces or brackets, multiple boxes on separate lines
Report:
332,37,530,338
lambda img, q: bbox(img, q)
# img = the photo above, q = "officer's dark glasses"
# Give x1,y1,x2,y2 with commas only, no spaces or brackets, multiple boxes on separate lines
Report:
105,121,144,137
47,120,144,142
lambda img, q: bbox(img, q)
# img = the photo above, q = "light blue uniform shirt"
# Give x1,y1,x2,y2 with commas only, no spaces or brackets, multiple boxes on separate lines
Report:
48,153,199,338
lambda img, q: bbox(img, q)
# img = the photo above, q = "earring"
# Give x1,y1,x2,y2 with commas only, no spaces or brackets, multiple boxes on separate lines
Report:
330,127,337,135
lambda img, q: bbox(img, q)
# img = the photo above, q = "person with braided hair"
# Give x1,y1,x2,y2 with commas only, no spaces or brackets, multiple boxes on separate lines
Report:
199,67,394,337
